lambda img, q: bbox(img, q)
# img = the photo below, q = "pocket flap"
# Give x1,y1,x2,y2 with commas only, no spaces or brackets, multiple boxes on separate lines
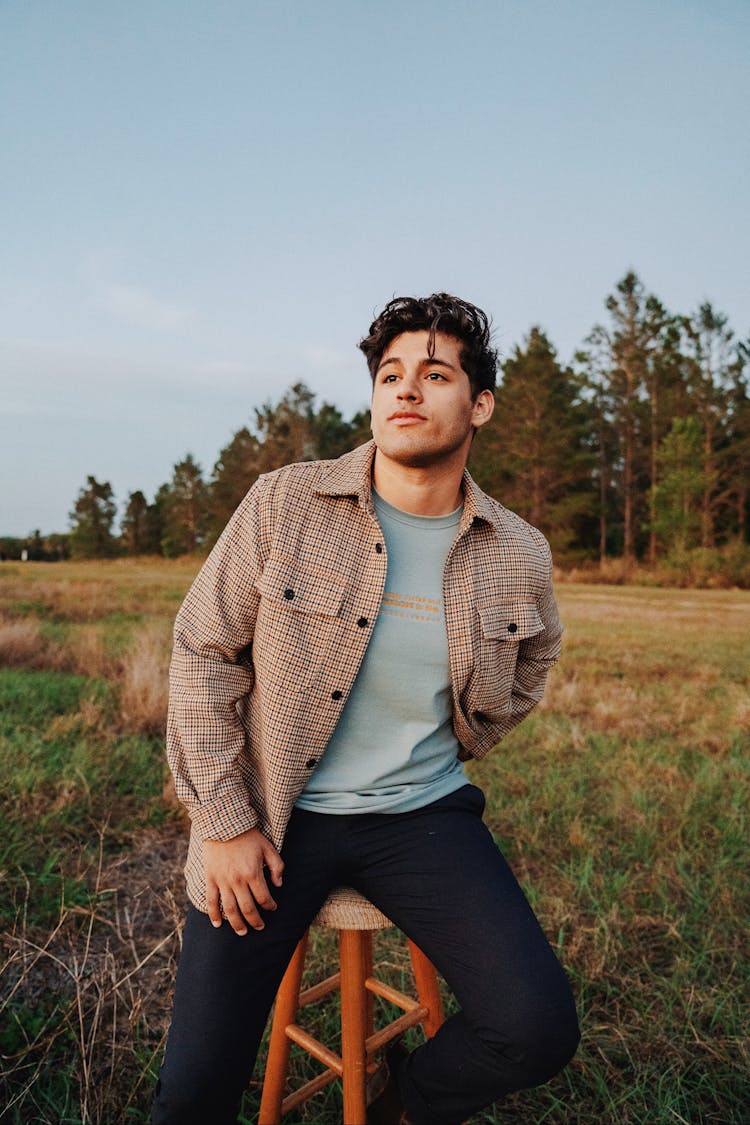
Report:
255,557,344,617
479,600,544,641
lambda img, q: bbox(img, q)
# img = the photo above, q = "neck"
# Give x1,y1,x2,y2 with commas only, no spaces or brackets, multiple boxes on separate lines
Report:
372,449,466,516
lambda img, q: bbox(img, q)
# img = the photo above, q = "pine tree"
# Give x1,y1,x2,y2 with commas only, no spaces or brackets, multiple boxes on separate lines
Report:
471,328,595,554
652,418,706,552
69,476,118,558
723,340,750,540
313,402,358,460
206,384,364,545
208,427,263,541
583,272,673,561
144,486,170,555
253,382,319,468
160,455,208,558
121,490,149,555
683,304,738,547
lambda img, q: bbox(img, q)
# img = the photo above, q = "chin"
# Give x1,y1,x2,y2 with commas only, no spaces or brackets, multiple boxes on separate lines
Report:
376,437,468,469
389,449,445,468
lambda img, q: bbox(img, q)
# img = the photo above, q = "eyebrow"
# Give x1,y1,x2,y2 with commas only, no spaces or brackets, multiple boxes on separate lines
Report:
376,355,458,373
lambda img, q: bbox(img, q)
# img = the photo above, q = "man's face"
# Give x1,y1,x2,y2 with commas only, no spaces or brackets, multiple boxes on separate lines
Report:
370,330,493,470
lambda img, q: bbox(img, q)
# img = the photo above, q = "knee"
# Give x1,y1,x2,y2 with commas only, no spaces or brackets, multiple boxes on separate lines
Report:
478,996,580,1088
528,1006,580,1084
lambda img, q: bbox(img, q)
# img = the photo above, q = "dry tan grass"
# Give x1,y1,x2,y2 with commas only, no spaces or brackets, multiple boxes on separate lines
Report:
0,557,199,623
0,618,46,668
67,626,118,679
0,615,120,680
0,561,177,736
44,695,109,744
560,546,750,588
539,585,750,753
0,829,187,1124
0,576,122,622
119,624,171,736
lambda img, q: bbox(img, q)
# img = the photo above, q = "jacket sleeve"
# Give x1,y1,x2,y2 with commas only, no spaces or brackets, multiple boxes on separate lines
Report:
467,536,562,760
500,537,562,738
166,477,270,841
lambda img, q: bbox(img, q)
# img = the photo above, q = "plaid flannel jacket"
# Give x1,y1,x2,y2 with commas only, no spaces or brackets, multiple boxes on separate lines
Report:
167,440,563,910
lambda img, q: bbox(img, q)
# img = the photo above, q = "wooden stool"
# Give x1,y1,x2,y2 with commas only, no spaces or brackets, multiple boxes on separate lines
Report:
258,887,444,1124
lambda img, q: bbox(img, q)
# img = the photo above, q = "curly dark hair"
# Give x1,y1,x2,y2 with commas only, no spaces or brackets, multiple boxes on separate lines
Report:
358,293,498,397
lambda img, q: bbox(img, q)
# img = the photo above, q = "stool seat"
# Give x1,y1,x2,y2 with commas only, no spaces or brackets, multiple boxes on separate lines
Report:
313,886,393,930
258,886,444,1124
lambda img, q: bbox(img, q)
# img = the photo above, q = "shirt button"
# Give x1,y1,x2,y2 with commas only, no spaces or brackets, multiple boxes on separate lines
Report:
357,617,369,628
331,690,343,700
283,589,295,600
507,622,518,633
375,543,383,553
305,758,318,769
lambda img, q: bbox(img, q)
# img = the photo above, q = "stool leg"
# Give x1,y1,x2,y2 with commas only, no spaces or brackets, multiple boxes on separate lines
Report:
259,932,309,1125
407,939,444,1039
339,929,370,1125
363,931,375,1043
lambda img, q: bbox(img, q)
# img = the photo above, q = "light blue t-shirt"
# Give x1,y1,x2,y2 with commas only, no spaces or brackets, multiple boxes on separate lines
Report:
296,489,467,813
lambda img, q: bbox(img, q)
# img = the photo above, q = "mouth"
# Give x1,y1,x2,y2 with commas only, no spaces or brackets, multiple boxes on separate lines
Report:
389,412,427,423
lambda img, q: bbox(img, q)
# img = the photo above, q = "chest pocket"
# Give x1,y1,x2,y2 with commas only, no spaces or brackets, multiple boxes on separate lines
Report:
478,600,545,642
255,556,345,618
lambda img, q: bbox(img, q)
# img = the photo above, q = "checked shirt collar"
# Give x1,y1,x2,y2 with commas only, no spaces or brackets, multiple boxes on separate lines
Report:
314,438,505,539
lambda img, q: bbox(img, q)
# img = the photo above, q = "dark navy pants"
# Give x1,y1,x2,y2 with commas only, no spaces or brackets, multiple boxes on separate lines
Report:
152,785,579,1125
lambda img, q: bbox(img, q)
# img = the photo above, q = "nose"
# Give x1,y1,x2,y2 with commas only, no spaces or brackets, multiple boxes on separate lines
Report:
397,374,422,402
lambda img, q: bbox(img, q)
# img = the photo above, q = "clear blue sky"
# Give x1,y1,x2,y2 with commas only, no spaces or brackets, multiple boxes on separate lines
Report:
1,0,748,536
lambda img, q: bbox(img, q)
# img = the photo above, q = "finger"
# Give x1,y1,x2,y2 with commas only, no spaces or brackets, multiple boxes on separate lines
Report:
233,886,266,931
220,888,251,936
262,842,285,887
205,881,223,929
247,869,277,913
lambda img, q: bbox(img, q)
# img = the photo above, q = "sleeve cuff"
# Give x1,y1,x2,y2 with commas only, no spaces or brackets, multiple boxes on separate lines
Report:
189,786,260,841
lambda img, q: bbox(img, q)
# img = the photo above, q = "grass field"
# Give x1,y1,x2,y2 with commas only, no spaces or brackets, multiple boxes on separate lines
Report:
0,560,748,1124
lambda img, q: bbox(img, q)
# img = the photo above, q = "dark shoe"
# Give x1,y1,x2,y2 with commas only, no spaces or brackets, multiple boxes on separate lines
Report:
366,1039,412,1125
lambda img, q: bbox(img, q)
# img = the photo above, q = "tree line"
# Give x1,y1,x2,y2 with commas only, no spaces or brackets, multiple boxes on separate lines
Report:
64,383,371,560
5,271,749,583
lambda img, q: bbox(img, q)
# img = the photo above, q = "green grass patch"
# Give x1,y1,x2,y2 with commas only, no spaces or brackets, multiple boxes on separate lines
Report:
0,667,168,928
9,598,51,617
1,573,748,1122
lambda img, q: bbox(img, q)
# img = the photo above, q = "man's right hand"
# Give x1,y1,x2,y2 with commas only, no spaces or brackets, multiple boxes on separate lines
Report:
203,828,284,936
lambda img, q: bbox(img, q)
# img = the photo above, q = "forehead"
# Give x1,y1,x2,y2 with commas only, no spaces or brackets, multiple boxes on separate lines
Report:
379,330,464,367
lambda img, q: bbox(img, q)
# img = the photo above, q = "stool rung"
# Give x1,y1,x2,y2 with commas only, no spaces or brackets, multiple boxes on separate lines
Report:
260,918,445,1123
365,977,422,1011
285,1024,343,1075
365,1006,429,1055
280,1066,337,1115
299,971,341,1007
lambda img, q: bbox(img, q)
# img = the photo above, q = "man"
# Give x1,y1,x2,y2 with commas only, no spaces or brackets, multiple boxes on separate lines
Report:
153,294,579,1125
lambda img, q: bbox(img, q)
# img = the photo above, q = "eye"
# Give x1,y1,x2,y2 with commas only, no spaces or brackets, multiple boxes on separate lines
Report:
381,373,398,383
427,371,446,381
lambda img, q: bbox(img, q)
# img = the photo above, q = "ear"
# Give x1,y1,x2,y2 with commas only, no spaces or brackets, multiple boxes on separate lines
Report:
470,389,494,430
